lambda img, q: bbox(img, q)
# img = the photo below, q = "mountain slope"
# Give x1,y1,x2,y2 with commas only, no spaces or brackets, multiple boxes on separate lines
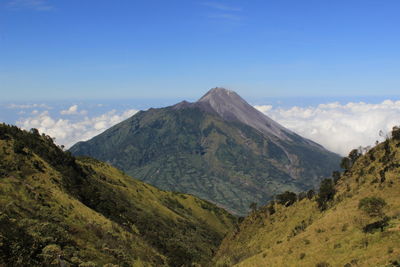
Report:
196,88,316,144
0,124,236,266
70,88,341,215
213,128,400,266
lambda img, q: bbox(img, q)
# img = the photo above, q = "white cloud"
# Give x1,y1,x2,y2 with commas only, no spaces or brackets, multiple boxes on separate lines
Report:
254,104,272,113
16,109,138,148
60,105,87,115
255,100,400,156
7,103,51,109
7,0,53,11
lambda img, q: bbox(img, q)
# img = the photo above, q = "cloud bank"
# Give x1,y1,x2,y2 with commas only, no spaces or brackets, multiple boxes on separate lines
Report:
255,100,400,155
12,99,400,156
17,109,138,148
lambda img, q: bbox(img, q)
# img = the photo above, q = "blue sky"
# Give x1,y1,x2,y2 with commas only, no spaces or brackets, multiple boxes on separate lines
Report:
2,0,400,154
1,0,400,100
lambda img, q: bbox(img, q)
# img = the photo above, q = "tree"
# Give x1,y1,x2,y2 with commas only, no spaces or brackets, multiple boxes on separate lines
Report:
276,191,297,207
332,171,341,183
340,157,352,172
392,126,400,141
358,197,386,217
29,128,40,136
13,140,25,154
316,179,336,211
306,189,315,200
340,148,362,172
348,149,362,163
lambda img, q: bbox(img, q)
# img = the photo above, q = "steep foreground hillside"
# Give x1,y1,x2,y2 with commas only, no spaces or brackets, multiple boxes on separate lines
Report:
213,128,400,266
0,124,236,267
70,88,340,215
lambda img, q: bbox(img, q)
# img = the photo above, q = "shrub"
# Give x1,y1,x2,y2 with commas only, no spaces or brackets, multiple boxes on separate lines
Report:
291,220,307,237
267,203,275,215
316,262,331,267
39,244,62,264
358,197,386,217
363,217,389,233
262,252,267,258
333,243,341,249
297,192,307,201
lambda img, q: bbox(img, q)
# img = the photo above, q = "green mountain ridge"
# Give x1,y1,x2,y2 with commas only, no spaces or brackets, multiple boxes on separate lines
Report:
0,124,236,266
70,88,341,215
213,128,400,267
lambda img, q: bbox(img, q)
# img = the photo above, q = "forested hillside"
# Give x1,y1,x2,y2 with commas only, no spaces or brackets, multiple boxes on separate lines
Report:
0,124,236,266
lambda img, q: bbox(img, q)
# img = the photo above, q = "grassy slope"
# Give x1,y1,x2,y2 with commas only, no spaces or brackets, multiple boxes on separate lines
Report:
70,107,340,215
0,124,236,267
213,137,400,267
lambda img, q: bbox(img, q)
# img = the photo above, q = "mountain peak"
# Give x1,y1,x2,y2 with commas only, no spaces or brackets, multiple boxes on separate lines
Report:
199,87,235,99
197,87,242,104
195,88,296,141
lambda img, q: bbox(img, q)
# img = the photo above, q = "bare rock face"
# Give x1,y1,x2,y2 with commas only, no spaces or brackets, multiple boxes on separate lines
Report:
197,88,291,140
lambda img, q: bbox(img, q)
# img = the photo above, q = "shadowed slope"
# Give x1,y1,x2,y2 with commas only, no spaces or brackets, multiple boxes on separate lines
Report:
0,124,236,266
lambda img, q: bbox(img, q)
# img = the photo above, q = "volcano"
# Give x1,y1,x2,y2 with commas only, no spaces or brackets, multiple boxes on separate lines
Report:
70,88,340,214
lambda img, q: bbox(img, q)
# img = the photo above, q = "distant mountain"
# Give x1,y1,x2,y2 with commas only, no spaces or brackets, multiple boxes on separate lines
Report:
0,124,236,266
213,128,400,266
70,88,341,214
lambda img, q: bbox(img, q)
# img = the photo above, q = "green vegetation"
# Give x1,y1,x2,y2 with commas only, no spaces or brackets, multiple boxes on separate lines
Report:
358,197,387,217
276,191,297,207
340,148,362,172
316,179,336,211
0,124,236,266
213,127,400,266
70,105,340,215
